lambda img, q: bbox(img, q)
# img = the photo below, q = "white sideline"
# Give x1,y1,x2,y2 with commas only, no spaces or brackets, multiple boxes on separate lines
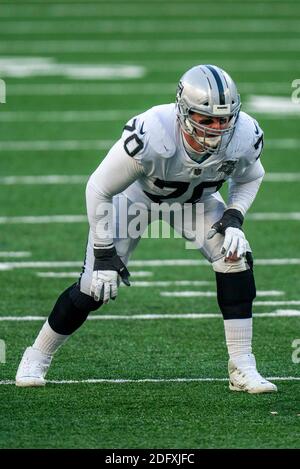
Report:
0,310,300,321
1,173,300,185
1,376,299,386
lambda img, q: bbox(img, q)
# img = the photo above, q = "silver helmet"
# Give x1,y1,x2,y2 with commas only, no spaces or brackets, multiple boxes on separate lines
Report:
176,64,241,154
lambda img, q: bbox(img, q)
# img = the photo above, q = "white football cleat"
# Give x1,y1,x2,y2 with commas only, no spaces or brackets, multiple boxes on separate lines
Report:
228,354,277,394
15,346,52,387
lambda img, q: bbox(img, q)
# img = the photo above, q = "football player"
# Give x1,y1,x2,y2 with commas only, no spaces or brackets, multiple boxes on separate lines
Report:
16,64,277,393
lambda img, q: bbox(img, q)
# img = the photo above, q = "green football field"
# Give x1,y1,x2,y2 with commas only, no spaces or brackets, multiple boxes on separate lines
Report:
0,0,300,449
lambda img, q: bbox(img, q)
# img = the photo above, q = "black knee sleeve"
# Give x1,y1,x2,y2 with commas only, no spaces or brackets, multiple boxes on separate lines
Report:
246,251,254,271
48,283,102,335
215,269,256,320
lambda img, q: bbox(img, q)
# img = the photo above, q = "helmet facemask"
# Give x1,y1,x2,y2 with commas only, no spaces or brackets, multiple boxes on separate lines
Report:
179,107,239,155
175,65,241,156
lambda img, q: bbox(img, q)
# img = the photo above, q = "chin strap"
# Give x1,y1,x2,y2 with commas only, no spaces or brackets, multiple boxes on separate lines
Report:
182,132,204,155
182,133,212,164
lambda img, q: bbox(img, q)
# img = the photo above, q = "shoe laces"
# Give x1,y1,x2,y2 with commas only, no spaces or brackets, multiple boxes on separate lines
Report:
22,353,50,377
235,364,266,384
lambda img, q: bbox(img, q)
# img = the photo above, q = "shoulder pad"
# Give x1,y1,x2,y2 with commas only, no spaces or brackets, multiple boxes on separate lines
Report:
121,116,147,158
121,106,176,161
143,108,176,158
228,112,264,163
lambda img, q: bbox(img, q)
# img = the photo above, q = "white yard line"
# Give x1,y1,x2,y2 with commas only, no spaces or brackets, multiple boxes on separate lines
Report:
1,39,300,53
254,301,300,306
0,139,297,152
6,82,291,96
0,215,87,224
161,291,284,297
1,173,299,185
0,261,83,270
247,213,300,220
0,108,298,124
1,4,298,17
0,110,138,122
1,213,300,224
114,60,300,72
0,58,144,80
264,173,300,182
0,251,31,258
1,375,299,386
0,20,299,34
37,271,153,278
0,140,114,151
36,276,212,286
0,310,299,322
268,140,300,149
247,95,300,115
0,175,88,185
1,375,299,385
1,258,300,271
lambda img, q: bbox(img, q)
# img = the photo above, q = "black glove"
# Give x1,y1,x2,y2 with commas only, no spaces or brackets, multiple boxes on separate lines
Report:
90,245,131,303
207,208,244,238
93,245,131,286
207,209,247,258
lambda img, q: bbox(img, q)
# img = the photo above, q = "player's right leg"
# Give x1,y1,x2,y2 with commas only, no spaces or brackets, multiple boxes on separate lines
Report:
16,194,147,387
15,234,103,387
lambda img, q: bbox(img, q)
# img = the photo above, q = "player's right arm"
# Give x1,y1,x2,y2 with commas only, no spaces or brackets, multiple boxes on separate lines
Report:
86,138,145,302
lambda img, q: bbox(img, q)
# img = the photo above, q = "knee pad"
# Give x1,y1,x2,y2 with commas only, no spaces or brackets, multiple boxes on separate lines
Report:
69,283,102,312
245,251,254,271
215,269,256,320
212,256,247,274
48,283,102,335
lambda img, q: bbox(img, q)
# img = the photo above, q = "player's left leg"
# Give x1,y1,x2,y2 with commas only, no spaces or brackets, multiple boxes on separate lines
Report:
175,193,277,394
212,254,277,393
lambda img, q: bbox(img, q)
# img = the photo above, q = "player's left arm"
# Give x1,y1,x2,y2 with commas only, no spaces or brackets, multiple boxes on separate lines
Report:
227,158,265,216
208,120,264,259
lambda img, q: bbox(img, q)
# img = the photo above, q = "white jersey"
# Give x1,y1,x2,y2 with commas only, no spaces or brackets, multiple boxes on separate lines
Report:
121,103,264,208
86,103,264,247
